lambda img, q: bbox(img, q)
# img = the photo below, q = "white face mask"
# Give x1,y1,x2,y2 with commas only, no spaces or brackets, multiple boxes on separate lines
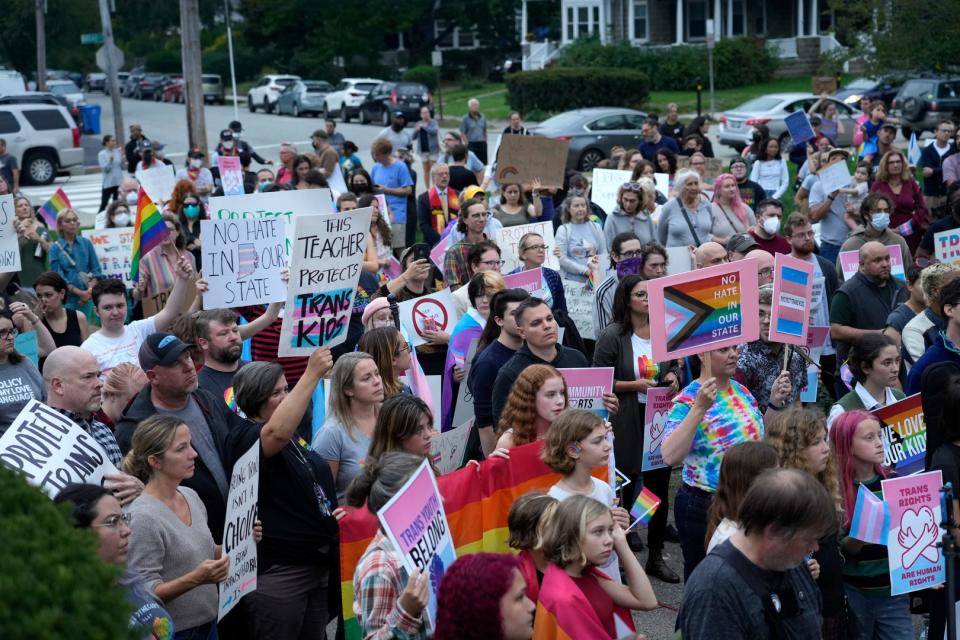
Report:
189,158,203,169
222,141,234,149
112,212,131,226
126,192,138,206
762,217,781,235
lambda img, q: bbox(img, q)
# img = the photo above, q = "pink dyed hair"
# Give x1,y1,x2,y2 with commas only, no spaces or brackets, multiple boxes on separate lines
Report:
711,172,750,225
433,553,524,640
829,410,887,528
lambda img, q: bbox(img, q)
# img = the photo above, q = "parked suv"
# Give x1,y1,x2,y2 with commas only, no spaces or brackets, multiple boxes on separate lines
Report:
324,78,382,123
0,104,83,184
891,77,960,137
202,74,224,104
247,74,300,113
359,82,433,125
0,92,82,126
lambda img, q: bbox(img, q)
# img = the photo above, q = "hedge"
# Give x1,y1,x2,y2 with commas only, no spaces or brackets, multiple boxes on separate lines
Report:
506,67,650,114
556,37,780,91
402,65,440,91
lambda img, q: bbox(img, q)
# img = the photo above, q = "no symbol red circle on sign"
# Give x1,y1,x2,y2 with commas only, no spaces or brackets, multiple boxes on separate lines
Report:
411,297,449,337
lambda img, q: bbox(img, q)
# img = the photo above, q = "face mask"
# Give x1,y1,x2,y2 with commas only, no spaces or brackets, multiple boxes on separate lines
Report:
762,217,780,235
184,204,200,220
232,131,241,140
189,158,203,169
126,192,138,206
112,213,130,226
258,180,272,192
616,256,643,279
870,213,890,232
222,141,234,149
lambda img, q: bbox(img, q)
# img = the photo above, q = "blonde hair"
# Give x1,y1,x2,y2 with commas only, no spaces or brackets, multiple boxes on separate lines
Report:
328,352,379,437
540,409,604,475
542,495,611,568
507,491,559,551
876,150,912,183
55,207,80,233
121,415,185,483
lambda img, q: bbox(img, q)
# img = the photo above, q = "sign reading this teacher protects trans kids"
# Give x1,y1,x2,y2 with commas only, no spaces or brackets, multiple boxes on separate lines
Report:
279,207,372,356
377,458,456,630
218,441,259,621
558,367,614,420
647,259,760,361
201,217,287,308
881,470,945,595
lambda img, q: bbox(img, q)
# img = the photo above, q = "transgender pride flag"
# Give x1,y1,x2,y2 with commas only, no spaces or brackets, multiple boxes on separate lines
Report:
849,483,889,545
768,253,814,346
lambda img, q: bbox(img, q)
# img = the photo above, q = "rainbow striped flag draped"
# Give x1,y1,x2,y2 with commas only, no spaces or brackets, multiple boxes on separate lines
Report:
338,441,608,640
38,187,72,228
533,564,636,639
129,188,170,283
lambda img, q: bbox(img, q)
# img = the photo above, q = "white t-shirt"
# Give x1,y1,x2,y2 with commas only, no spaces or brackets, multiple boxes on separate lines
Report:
549,477,622,583
81,317,157,376
707,517,739,553
631,334,654,403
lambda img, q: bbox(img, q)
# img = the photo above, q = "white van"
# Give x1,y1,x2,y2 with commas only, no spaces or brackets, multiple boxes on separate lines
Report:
0,103,83,185
0,70,27,96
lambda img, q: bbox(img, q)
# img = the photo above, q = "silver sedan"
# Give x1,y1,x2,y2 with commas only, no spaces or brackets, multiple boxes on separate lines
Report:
528,107,648,172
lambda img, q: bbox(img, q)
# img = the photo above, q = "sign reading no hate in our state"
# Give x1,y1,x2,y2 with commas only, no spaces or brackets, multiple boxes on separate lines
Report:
201,217,288,308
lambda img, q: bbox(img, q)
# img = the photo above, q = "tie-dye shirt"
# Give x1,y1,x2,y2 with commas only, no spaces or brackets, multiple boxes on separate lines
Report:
662,379,764,492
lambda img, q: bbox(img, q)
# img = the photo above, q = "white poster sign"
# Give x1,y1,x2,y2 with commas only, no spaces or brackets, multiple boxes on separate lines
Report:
496,221,559,274
137,164,177,205
83,227,136,288
590,169,631,216
397,288,461,348
218,441,259,620
200,217,288,308
0,194,20,273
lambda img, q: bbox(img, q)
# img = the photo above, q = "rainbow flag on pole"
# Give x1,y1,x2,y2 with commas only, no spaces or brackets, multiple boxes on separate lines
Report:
629,485,661,528
37,187,71,228
130,188,170,283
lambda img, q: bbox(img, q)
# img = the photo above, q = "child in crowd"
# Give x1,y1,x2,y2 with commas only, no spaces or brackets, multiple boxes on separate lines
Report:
859,103,887,159
507,491,559,602
495,365,568,450
841,161,872,222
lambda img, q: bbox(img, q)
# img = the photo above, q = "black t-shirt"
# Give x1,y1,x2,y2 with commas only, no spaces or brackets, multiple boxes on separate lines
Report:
921,216,959,255
226,421,339,569
660,121,685,142
198,361,249,409
930,442,960,493
449,165,479,192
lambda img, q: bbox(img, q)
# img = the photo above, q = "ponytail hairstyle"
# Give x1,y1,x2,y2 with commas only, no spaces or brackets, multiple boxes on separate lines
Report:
121,415,185,483
344,450,424,511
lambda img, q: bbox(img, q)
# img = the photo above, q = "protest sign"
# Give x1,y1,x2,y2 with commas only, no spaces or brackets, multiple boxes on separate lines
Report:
665,246,694,275
838,245,905,282
495,135,569,189
799,325,830,402
450,340,479,431
769,253,814,345
881,470,945,595
84,227,136,288
218,441,259,620
430,234,451,271
873,393,926,476
496,221,559,274
642,387,673,472
647,259,760,361
784,110,816,144
0,194,20,273
200,217,287,308
377,458,456,629
817,158,853,195
384,256,403,280
141,279,198,317
558,367,613,419
654,173,670,198
590,169,632,215
431,420,471,475
327,166,349,195
208,189,336,257
934,229,960,267
398,288,460,348
561,279,596,340
503,268,548,299
137,164,177,204
216,156,244,196
279,208,372,355
0,400,118,498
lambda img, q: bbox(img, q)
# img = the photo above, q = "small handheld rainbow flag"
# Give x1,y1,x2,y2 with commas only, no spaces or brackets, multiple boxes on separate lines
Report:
38,187,72,228
628,486,661,529
586,266,600,291
129,188,170,283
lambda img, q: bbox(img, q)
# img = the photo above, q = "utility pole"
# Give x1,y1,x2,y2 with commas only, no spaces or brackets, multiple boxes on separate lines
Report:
35,0,46,91
223,0,239,121
180,0,208,160
98,0,124,147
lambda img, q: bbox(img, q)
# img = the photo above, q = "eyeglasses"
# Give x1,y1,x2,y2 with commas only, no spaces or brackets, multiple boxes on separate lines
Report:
522,244,548,252
915,256,941,268
91,512,132,530
617,250,643,259
0,328,19,339
479,259,505,268
395,343,411,356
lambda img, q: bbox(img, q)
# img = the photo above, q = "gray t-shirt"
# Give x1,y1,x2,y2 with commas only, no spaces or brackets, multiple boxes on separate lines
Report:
657,198,714,247
809,180,849,247
312,417,370,504
157,397,228,496
0,358,45,436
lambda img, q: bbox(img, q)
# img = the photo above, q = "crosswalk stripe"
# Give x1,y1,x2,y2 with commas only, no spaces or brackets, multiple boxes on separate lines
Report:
20,174,107,227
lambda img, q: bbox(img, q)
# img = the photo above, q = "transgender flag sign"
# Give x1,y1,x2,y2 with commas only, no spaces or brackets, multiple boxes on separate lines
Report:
768,253,814,346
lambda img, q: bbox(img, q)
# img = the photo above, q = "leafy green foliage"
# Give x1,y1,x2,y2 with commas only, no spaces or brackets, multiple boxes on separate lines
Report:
402,66,440,91
556,37,780,91
0,467,136,639
506,68,650,113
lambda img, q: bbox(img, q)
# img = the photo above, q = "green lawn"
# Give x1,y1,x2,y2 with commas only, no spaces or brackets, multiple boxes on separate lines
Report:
435,82,510,124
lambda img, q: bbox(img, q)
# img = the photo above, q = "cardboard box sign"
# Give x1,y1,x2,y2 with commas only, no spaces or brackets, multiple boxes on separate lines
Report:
495,135,569,189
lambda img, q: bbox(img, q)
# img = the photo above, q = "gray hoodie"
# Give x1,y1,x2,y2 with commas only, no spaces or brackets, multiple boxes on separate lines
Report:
602,206,656,249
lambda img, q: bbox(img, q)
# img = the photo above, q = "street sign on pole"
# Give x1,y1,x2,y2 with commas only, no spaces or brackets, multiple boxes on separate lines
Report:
706,19,716,117
431,50,443,67
432,50,444,120
81,32,104,45
95,43,125,72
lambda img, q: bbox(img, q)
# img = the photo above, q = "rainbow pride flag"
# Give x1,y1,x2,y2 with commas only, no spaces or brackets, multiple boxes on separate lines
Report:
129,188,170,283
629,485,661,527
533,564,635,639
38,187,71,228
339,441,608,640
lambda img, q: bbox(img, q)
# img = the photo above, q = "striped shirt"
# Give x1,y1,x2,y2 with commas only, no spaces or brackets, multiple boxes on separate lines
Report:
354,531,427,640
592,273,618,339
237,307,308,387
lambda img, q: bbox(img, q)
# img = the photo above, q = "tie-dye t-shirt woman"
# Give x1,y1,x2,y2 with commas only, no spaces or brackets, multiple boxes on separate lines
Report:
662,379,764,492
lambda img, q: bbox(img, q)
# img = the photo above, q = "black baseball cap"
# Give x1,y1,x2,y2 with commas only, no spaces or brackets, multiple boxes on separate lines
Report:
392,109,406,119
228,120,243,132
139,333,194,370
220,129,235,141
727,233,759,254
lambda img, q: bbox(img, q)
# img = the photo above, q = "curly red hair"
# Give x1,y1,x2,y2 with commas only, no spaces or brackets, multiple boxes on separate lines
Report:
169,179,199,212
433,553,523,640
497,364,567,445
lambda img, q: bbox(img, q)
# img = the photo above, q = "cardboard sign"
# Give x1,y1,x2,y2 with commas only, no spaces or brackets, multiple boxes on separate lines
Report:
137,164,177,205
495,135,569,189
934,229,960,267
558,367,613,419
561,279,596,340
398,288,460,348
817,158,853,195
784,110,816,144
377,458,456,629
769,253,814,345
218,441,259,620
216,156,244,196
0,400,118,498
431,420,471,475
496,221,559,274
200,217,287,308
677,156,724,181
279,208,372,355
208,189,336,257
642,387,672,472
647,258,760,361
881,470,946,595
83,226,135,288
838,245,905,282
873,393,926,476
141,279,198,318
0,194,21,273
590,169,632,216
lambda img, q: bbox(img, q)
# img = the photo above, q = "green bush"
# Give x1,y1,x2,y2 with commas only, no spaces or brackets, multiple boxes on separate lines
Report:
0,468,136,639
556,36,780,91
506,67,649,114
402,65,440,91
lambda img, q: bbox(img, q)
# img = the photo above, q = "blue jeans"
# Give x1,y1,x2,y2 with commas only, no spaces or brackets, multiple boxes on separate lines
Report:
844,587,913,640
674,483,713,581
174,622,218,640
819,241,842,266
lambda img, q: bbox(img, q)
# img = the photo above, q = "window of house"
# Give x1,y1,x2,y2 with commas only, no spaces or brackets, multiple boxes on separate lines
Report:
435,20,455,48
732,0,745,35
688,0,707,39
633,0,649,41
567,7,574,40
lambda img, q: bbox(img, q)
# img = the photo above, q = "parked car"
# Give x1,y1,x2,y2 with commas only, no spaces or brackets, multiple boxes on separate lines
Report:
324,77,382,123
276,80,334,117
718,93,861,152
0,69,27,96
528,107,648,171
162,78,184,103
45,69,83,88
133,73,166,100
0,92,81,126
45,80,85,109
84,72,106,92
0,103,84,184
359,82,432,125
121,73,143,97
104,72,129,95
247,74,301,113
834,76,903,108
202,74,224,104
891,76,960,137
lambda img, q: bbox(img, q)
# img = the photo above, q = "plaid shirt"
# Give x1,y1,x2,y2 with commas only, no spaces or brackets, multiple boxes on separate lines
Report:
443,241,475,289
353,531,426,640
53,407,123,465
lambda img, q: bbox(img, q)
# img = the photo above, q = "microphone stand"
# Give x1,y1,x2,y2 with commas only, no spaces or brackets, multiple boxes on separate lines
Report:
940,482,957,640
387,293,401,331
